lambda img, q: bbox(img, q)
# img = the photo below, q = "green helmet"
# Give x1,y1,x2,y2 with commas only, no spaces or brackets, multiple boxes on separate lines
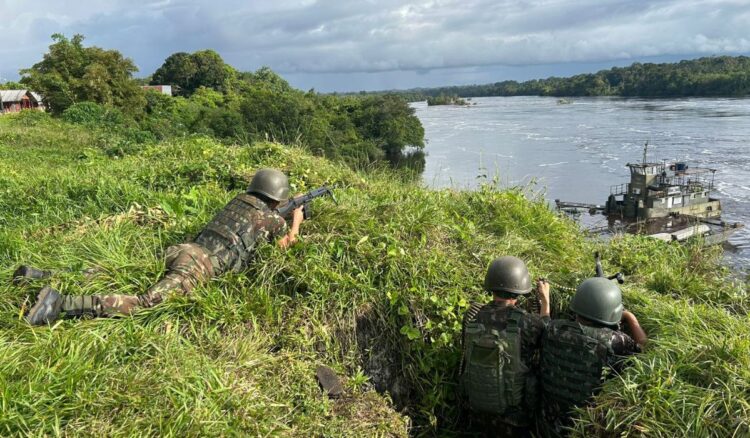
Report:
484,256,532,295
247,168,290,202
570,277,623,326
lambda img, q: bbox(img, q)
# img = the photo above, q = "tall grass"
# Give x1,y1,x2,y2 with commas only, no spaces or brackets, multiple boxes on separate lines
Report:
0,111,747,436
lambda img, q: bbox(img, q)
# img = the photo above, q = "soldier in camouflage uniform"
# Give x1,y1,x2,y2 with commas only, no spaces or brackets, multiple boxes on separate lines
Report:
26,168,305,325
459,256,551,437
539,277,647,437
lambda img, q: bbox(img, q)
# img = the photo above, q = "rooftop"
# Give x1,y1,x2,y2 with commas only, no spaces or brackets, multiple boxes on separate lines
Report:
0,90,43,103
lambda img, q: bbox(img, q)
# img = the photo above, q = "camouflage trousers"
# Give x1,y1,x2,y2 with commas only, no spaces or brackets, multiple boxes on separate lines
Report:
64,243,215,317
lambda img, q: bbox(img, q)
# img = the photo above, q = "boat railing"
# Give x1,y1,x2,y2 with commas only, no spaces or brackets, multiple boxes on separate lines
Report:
610,183,628,196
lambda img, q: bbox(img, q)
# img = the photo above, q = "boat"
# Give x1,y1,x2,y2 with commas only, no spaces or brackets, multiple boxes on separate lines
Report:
555,142,744,244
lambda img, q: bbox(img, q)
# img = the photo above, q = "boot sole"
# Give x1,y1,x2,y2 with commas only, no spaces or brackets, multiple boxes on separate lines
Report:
26,286,62,326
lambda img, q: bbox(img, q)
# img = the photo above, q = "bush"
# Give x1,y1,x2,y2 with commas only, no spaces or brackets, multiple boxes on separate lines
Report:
63,102,126,127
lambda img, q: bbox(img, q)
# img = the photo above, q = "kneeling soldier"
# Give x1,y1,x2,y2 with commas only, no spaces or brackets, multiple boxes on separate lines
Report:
26,168,304,325
460,256,551,436
539,277,647,436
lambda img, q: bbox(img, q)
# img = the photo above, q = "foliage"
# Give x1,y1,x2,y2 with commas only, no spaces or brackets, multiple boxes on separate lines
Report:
346,94,425,162
143,64,425,169
0,114,747,436
151,50,232,97
62,101,125,126
0,81,24,90
20,34,146,114
383,56,750,98
15,36,426,172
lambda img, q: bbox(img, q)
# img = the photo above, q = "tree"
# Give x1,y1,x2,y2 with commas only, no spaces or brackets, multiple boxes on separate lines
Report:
151,50,232,96
0,81,23,90
349,95,425,162
20,34,145,114
151,52,196,96
237,66,293,94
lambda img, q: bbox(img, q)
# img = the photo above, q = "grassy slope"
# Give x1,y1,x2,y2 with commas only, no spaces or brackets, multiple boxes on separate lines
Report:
0,112,748,436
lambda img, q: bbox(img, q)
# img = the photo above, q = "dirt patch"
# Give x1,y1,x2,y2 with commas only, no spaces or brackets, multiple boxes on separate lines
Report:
355,303,411,409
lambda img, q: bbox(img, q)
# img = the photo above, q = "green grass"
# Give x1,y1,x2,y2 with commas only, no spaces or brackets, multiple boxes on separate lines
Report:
0,111,748,436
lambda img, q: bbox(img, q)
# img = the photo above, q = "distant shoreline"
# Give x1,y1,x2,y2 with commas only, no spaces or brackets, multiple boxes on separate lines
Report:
355,56,750,101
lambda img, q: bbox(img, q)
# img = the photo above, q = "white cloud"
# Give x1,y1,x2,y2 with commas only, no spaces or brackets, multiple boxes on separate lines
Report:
1,0,749,85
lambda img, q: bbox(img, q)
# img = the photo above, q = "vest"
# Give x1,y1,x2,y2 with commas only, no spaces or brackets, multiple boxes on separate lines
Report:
194,193,275,272
540,320,615,415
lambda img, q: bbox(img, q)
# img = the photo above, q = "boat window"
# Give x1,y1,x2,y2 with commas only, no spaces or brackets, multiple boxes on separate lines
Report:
673,197,682,205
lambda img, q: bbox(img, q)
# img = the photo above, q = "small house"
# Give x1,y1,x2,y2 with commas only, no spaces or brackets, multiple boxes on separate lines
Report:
0,90,44,113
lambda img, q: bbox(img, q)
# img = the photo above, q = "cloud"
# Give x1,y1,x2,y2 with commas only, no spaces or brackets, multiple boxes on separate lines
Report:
1,0,749,84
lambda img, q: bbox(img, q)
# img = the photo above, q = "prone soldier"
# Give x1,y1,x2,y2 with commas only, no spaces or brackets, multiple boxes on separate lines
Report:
25,168,307,325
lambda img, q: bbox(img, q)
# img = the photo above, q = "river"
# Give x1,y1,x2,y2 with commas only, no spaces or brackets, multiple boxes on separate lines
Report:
415,96,750,273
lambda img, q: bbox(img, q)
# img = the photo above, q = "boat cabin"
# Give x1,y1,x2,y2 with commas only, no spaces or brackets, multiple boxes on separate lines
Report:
606,159,721,219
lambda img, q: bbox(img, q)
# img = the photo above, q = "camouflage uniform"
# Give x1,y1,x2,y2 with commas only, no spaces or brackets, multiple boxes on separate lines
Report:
64,193,287,317
538,320,641,437
460,301,550,436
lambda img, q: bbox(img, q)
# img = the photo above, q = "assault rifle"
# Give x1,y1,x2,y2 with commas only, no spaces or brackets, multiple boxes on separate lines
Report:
277,185,337,220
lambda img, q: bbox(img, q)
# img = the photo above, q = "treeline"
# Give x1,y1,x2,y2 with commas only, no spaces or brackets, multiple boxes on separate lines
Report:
17,34,425,171
384,56,750,99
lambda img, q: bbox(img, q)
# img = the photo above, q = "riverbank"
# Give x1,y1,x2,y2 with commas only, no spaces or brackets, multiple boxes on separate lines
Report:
0,112,748,436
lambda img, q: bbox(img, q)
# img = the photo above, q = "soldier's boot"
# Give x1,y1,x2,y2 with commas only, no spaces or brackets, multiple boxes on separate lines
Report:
12,265,54,285
26,285,64,325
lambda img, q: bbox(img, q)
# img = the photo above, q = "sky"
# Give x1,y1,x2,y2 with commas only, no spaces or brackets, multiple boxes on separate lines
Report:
1,0,749,92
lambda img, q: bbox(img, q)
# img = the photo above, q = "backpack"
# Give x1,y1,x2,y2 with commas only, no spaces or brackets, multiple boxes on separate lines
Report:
460,305,528,415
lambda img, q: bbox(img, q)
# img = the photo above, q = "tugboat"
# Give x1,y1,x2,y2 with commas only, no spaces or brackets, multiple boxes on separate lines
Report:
556,142,744,244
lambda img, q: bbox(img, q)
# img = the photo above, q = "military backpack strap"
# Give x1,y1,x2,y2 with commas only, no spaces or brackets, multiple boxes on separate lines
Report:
460,302,485,375
503,309,528,412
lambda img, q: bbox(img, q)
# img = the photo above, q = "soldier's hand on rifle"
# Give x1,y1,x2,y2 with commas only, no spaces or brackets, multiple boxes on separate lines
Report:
536,278,551,317
621,310,648,347
291,205,305,227
278,203,305,250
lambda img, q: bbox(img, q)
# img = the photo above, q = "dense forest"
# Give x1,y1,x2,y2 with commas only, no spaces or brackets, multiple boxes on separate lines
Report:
8,34,425,172
380,56,750,100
